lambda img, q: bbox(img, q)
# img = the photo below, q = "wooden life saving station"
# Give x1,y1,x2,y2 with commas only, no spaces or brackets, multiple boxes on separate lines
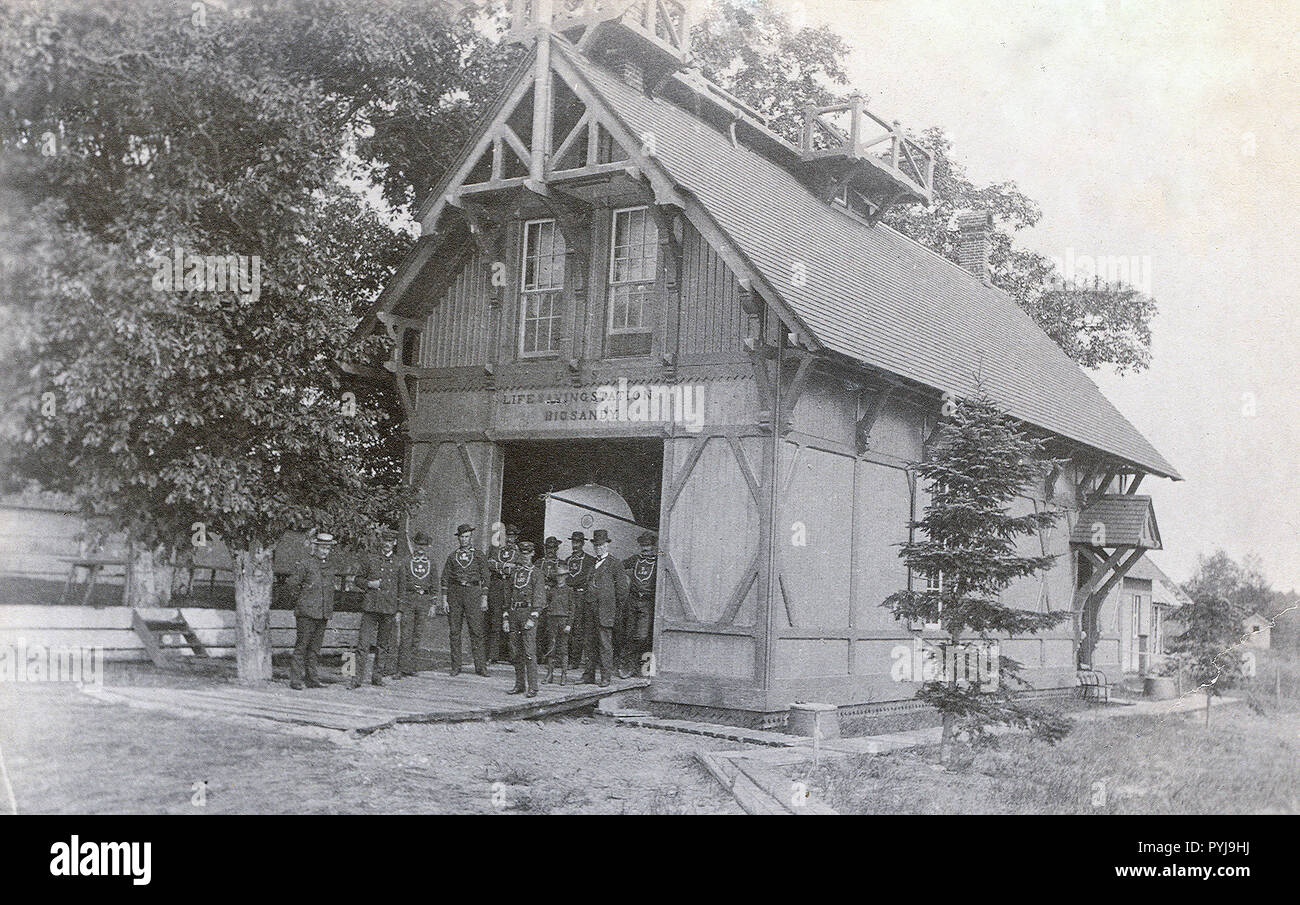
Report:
353,0,1180,726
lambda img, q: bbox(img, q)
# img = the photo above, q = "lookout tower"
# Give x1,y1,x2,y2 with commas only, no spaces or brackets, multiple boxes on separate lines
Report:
796,92,935,220
507,0,694,89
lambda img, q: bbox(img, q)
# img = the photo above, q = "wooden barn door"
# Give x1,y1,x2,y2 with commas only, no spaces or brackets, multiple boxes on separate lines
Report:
653,432,767,705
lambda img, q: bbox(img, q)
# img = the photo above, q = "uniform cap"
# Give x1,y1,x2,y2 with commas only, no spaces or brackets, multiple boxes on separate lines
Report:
411,531,433,546
313,531,338,546
569,531,586,542
544,536,561,548
455,523,475,536
638,531,657,546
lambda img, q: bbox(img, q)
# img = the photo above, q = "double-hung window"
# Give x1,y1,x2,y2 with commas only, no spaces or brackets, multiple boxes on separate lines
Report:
520,218,565,357
607,206,658,357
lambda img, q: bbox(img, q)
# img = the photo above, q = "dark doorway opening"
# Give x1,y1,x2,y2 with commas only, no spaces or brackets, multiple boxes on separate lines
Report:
499,439,663,549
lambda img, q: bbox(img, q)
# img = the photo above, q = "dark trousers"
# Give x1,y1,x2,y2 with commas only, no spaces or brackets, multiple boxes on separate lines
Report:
543,614,570,668
568,594,588,667
506,610,538,693
291,614,328,684
446,585,486,673
626,596,653,675
354,611,397,684
397,595,432,674
485,584,508,662
580,611,613,682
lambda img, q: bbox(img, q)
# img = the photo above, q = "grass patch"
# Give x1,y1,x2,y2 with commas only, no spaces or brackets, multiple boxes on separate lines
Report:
795,701,1299,814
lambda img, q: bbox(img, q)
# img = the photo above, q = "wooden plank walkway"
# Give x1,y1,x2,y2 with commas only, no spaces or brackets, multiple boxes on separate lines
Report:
81,665,649,737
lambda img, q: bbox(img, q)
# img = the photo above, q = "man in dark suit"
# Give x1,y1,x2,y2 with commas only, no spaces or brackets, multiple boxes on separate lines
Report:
351,527,401,688
486,524,520,664
288,531,340,690
564,530,595,672
621,531,658,678
545,531,592,685
581,528,628,687
441,523,490,677
396,531,438,677
502,540,547,697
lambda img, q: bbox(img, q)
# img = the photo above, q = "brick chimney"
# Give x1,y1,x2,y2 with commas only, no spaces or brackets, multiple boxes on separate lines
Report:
956,210,993,284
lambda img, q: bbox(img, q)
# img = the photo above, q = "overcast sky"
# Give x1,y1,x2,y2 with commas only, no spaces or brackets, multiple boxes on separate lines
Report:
785,0,1300,590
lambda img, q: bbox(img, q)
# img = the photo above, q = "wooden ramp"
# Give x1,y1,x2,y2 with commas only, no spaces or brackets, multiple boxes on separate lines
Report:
81,665,649,737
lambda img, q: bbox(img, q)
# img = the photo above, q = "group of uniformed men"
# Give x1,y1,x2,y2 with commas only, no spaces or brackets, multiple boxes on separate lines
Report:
286,522,657,699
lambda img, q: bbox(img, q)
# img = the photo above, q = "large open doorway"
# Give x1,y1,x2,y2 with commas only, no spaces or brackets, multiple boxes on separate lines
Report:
499,439,663,551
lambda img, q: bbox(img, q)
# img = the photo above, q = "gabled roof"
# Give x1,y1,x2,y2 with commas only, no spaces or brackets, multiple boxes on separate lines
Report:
1125,554,1193,607
554,42,1179,480
1070,494,1162,549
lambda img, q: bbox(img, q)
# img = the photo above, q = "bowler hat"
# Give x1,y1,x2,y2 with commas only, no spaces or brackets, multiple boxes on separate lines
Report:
455,523,475,536
411,531,432,546
591,529,611,544
545,536,560,548
569,531,586,542
637,531,656,545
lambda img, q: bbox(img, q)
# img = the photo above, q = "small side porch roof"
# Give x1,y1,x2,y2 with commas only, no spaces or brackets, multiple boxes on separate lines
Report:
1070,494,1162,550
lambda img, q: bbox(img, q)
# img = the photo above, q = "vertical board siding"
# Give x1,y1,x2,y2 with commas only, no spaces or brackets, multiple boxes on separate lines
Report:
678,224,748,356
422,251,493,368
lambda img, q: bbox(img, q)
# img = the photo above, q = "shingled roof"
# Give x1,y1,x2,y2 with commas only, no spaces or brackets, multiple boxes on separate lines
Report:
556,42,1180,480
1070,495,1163,548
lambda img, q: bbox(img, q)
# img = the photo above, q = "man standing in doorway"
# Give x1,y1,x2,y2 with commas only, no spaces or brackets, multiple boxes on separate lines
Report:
621,531,658,678
538,536,561,677
441,523,490,677
289,531,340,690
486,524,520,664
352,527,400,688
396,531,438,677
562,530,595,677
581,528,628,688
502,540,547,697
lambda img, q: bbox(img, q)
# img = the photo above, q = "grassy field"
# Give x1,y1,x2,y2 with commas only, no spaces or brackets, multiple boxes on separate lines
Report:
4,652,1296,814
792,649,1300,815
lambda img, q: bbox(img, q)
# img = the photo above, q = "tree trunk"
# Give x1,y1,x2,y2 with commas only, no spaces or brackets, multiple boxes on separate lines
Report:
938,712,955,766
232,543,274,685
126,541,173,609
1205,690,1212,727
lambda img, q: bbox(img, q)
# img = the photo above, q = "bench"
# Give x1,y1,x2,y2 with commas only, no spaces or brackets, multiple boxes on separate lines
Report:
1076,667,1111,703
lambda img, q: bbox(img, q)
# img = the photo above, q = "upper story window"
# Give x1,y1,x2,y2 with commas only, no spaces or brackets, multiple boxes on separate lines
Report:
607,206,658,357
520,218,565,357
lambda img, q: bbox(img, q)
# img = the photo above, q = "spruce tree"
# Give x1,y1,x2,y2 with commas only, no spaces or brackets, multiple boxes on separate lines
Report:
883,390,1072,764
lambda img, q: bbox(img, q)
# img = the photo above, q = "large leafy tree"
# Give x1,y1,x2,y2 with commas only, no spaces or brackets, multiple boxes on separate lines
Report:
692,0,1156,374
881,391,1071,764
1182,549,1272,625
0,0,416,681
